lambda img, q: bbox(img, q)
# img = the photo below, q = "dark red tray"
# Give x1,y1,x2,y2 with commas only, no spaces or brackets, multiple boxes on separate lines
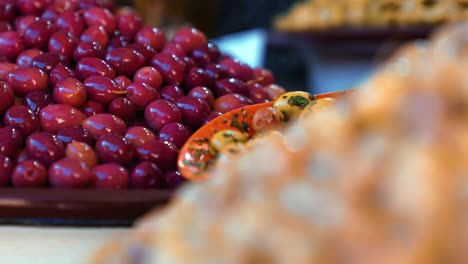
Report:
269,26,435,43
267,26,435,57
0,188,173,226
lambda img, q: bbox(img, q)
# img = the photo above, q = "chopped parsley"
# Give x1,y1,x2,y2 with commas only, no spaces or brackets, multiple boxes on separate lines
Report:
229,113,250,133
222,131,235,139
241,121,250,133
193,149,204,159
184,160,207,169
230,113,242,130
288,96,310,110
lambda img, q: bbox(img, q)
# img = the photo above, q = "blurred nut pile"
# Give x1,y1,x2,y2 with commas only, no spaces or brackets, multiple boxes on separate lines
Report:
275,0,468,30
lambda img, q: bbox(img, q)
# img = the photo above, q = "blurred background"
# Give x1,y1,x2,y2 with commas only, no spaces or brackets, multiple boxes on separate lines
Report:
128,0,308,92
116,0,464,93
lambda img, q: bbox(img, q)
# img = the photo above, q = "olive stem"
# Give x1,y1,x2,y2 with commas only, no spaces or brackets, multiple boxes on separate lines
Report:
246,77,265,85
110,90,128,95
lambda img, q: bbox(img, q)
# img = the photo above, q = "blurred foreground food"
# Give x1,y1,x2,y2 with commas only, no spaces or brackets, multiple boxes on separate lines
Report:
275,0,468,30
92,22,468,264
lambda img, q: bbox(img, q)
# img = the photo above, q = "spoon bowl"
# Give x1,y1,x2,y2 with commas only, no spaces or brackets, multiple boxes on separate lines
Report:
178,89,354,181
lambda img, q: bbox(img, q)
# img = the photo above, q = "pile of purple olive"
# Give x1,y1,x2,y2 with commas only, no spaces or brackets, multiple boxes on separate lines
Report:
0,0,284,189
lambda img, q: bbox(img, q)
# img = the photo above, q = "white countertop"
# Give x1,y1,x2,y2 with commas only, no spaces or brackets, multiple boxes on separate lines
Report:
0,226,130,264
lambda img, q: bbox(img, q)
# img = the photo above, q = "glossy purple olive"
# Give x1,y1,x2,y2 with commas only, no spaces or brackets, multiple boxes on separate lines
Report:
76,57,116,80
80,100,106,117
188,86,214,107
108,97,136,121
114,75,132,90
91,163,129,189
164,170,185,189
219,58,253,81
135,27,165,52
0,0,15,21
49,64,77,88
203,111,222,125
55,10,85,37
26,131,65,167
0,154,13,186
214,78,248,97
40,104,86,134
31,52,69,74
95,133,134,164
24,90,52,114
175,96,210,129
105,47,145,77
4,105,40,136
56,126,94,146
73,41,105,61
159,85,184,103
22,19,53,50
0,31,24,60
157,122,191,149
83,75,122,105
205,63,229,80
124,126,156,149
6,67,48,96
252,67,275,86
0,126,23,157
150,53,185,85
0,81,14,114
49,158,92,188
125,82,159,109
133,66,163,90
136,139,179,170
171,27,207,53
12,160,48,187
16,48,42,67
82,113,127,139
130,161,164,189
144,99,182,131
183,67,213,90
83,7,116,34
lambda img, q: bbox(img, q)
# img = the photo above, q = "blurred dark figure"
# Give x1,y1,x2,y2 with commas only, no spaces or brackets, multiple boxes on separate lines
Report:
212,0,298,36
210,0,306,90
128,0,300,36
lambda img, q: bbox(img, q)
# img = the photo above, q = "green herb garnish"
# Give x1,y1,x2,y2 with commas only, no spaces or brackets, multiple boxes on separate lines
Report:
222,131,236,140
230,113,242,130
193,149,202,159
241,121,250,133
184,160,207,169
288,96,309,110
